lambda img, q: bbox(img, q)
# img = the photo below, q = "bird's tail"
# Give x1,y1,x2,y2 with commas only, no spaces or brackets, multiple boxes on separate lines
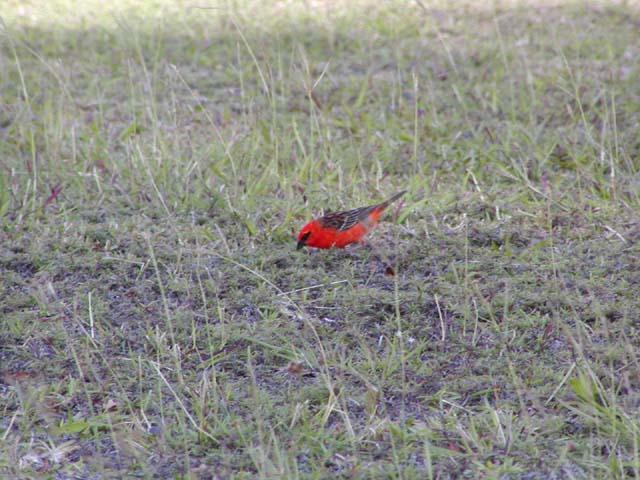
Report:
377,190,407,211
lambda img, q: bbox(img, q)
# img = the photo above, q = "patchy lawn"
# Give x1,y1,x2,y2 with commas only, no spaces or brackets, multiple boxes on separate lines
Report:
1,1,639,478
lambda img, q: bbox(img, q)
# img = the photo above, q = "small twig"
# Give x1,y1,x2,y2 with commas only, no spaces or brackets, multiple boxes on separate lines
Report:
277,280,348,296
88,291,95,340
545,362,576,406
435,294,445,343
440,398,472,414
603,224,627,244
467,169,485,202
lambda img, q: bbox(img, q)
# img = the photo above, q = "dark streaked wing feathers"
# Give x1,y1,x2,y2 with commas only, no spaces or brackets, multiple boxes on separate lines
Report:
318,205,377,231
316,191,406,232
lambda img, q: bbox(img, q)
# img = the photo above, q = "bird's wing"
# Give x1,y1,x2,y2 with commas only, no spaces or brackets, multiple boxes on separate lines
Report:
318,205,377,231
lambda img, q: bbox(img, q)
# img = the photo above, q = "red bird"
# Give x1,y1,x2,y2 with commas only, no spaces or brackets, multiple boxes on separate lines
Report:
297,191,406,250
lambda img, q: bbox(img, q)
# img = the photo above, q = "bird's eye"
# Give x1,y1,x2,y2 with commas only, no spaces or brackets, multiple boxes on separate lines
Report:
302,231,311,242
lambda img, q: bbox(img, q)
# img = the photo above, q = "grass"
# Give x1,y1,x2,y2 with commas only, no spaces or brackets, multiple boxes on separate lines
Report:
1,0,639,477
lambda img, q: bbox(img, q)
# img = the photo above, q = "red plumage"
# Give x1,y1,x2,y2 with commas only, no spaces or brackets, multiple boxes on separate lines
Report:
297,191,406,249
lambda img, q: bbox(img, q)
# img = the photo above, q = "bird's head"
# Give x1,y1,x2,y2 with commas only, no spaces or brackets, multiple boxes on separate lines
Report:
296,220,316,250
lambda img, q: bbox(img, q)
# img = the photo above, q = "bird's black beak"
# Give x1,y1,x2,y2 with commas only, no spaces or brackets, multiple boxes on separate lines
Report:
297,231,310,250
